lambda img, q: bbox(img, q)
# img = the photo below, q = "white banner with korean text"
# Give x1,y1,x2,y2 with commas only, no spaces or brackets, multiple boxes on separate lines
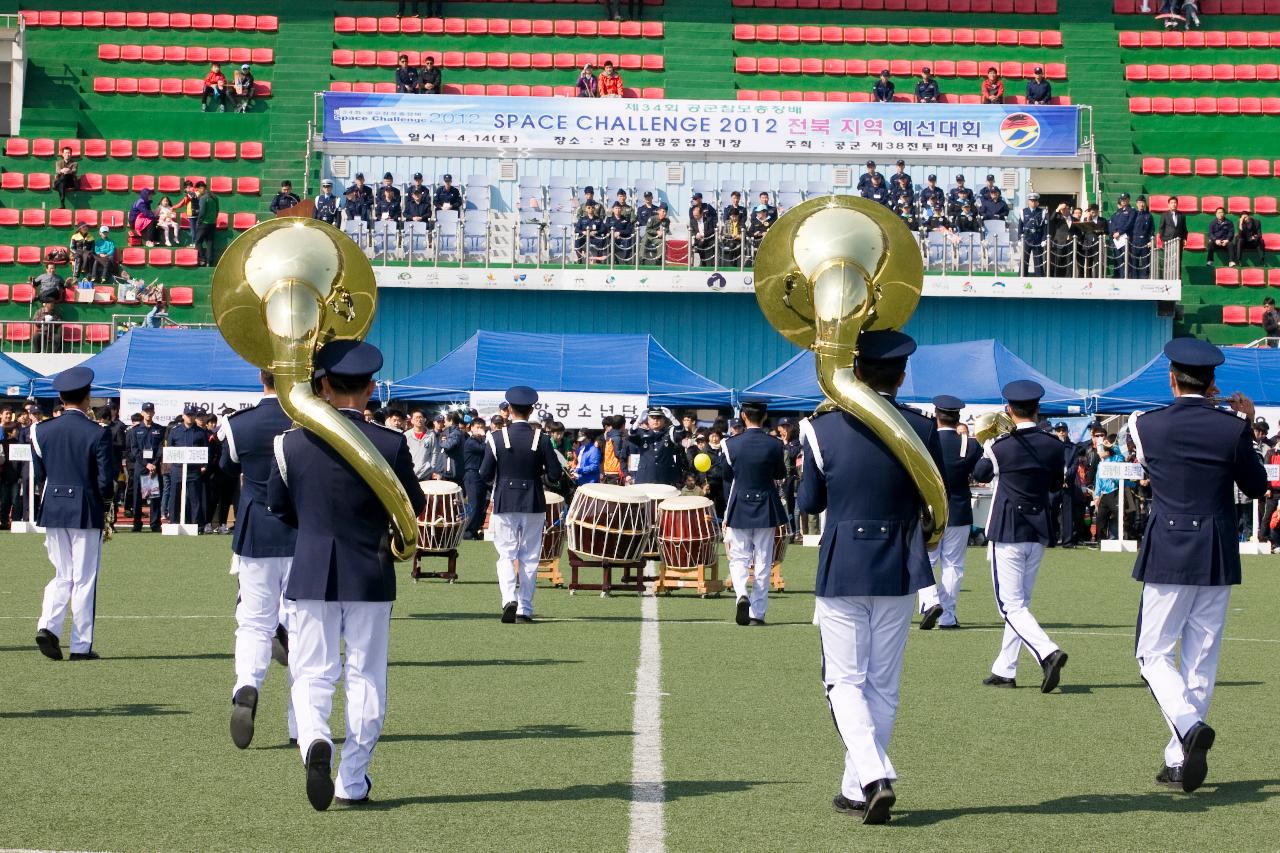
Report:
469,390,648,429
119,389,265,425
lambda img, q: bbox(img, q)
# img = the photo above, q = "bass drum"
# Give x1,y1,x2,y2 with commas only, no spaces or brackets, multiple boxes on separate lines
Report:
658,495,719,570
566,483,652,563
542,490,566,562
418,480,465,553
626,483,680,559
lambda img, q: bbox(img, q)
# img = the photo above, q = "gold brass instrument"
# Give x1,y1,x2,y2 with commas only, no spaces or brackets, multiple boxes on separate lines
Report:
754,195,948,547
211,217,419,561
973,410,1016,444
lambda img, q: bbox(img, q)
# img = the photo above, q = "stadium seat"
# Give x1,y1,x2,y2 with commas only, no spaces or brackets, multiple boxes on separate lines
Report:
26,173,50,191
21,209,44,227
16,246,42,264
0,172,23,190
3,138,28,156
1249,306,1268,325
232,212,258,229
1228,196,1252,214
79,173,103,191
147,248,172,267
1195,158,1218,176
1222,305,1246,323
213,142,238,161
1242,268,1266,287
1147,195,1171,212
4,322,32,343
1185,233,1205,251
169,286,194,306
1256,196,1278,215
0,209,19,226
1215,268,1240,287
175,248,199,267
158,175,181,193
130,175,154,192
1270,268,1280,286
188,142,212,159
49,209,71,228
1248,159,1272,178
1129,97,1151,114
1222,159,1245,177
209,176,233,194
237,177,261,195
1141,157,1165,175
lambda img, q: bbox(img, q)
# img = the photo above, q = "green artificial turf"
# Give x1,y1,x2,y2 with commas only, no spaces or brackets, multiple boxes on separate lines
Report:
1,533,1278,851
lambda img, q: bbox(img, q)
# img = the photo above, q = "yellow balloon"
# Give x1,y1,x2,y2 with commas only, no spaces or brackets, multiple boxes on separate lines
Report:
693,453,712,473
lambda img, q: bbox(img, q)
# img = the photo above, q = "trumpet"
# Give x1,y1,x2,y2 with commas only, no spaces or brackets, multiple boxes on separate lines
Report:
753,196,948,547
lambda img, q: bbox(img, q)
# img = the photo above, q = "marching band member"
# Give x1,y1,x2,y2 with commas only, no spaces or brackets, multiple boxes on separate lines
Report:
221,370,298,749
1130,338,1267,792
33,366,114,662
479,386,563,624
797,330,945,825
972,381,1068,692
719,398,787,627
919,395,983,629
267,341,425,810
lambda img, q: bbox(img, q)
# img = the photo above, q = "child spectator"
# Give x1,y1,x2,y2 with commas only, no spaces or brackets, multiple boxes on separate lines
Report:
202,63,227,112
156,196,180,246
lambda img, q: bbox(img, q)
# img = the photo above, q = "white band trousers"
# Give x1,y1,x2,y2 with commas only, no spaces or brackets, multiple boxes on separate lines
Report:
491,512,544,616
989,541,1060,678
37,528,102,655
725,526,776,620
232,554,297,738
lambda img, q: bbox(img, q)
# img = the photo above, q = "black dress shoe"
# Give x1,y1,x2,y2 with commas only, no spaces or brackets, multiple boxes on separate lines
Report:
305,740,335,811
832,793,865,816
69,651,101,661
919,604,943,630
983,674,1017,688
861,779,895,825
1180,722,1215,793
938,622,961,630
1156,764,1183,789
289,737,298,747
35,629,62,661
501,601,517,624
1040,649,1068,694
230,685,258,749
335,775,373,807
271,624,289,667
516,614,535,623
748,618,766,626
735,596,750,626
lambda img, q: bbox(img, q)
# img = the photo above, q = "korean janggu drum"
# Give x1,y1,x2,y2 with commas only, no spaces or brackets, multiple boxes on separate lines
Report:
418,480,465,553
541,490,567,562
657,495,720,570
566,483,652,563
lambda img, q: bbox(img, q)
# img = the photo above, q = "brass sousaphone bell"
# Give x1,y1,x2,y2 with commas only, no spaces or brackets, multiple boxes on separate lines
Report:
211,217,419,560
754,196,949,547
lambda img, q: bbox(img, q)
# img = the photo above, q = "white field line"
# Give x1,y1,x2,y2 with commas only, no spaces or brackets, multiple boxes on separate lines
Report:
628,593,666,853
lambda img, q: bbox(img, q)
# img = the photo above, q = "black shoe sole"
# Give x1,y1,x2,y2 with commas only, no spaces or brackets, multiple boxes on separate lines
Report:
35,632,62,661
305,741,335,811
1181,725,1215,793
1041,651,1068,694
501,603,517,624
919,605,943,630
735,598,750,626
271,625,289,667
863,787,896,825
230,686,258,750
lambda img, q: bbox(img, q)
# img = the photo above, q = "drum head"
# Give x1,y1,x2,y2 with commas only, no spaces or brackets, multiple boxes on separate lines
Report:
420,480,462,495
577,482,648,503
659,495,714,511
544,490,565,506
637,484,679,501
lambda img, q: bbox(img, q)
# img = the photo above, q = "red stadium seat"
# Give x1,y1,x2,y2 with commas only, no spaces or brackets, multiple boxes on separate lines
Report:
130,175,154,192
1221,159,1245,177
335,16,355,32
1242,269,1266,287
1185,233,1205,251
1125,65,1147,81
157,175,181,193
17,246,42,264
1141,157,1165,175
26,173,50,191
1216,269,1240,287
1229,196,1252,214
1129,97,1151,114
237,177,261,195
1247,159,1272,177
168,287,195,306
3,138,27,156
0,209,17,226
21,209,45,227
1221,305,1246,322
1256,196,1278,215
175,248,199,267
232,212,258,229
1195,158,1218,176
0,172,23,190
1270,267,1280,285
147,248,172,267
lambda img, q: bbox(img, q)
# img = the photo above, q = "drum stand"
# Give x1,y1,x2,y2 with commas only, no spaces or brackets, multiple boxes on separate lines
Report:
654,557,725,598
412,548,459,583
567,553,649,596
723,561,786,594
538,557,566,588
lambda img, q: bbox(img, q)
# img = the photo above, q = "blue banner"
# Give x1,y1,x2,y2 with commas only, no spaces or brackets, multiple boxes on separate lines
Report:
321,93,1081,158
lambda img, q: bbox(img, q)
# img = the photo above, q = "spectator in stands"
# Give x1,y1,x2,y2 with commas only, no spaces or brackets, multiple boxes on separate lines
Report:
947,175,974,215
890,160,912,191
576,203,606,263
604,0,622,21
417,56,441,94
1232,210,1263,267
978,174,999,205
434,174,461,211
156,196,180,246
599,61,624,98
231,64,255,113
1130,195,1155,277
404,185,432,225
575,185,601,219
576,63,598,98
688,192,713,225
343,174,374,226
177,180,199,245
605,201,634,263
979,186,1009,227
861,173,891,207
981,67,1004,104
313,178,339,225
955,202,981,234
270,180,301,216
747,206,771,251
689,205,716,267
376,183,403,224
1262,296,1280,345
1020,193,1047,275
1206,206,1233,267
637,191,659,227
1078,204,1107,277
53,146,77,209
1159,195,1188,270
895,198,919,233
397,0,420,17
1047,202,1073,277
918,174,943,212
722,209,744,267
129,187,157,248
642,204,670,263
626,0,643,22
872,70,894,103
1026,67,1052,105
32,261,64,316
407,172,429,197
722,191,745,226
92,225,116,283
915,67,940,103
395,55,417,94
857,160,883,192
614,189,635,224
1158,0,1201,30
194,181,219,266
201,63,227,113
922,198,950,233
70,221,95,275
1108,192,1136,277
890,174,914,210
753,191,777,224
377,172,402,214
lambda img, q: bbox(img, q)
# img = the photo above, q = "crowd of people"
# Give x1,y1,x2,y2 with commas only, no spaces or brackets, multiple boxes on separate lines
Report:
871,65,1056,105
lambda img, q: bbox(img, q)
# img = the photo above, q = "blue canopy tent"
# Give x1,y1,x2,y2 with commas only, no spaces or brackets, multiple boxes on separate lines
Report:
1094,345,1280,412
387,331,735,407
0,350,40,397
744,339,1087,413
31,328,260,397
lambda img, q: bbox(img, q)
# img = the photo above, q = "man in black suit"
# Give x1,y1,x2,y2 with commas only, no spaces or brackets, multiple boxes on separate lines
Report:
267,341,426,811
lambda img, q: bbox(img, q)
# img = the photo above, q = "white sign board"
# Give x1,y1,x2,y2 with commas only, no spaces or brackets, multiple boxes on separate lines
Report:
1097,462,1144,480
163,446,209,465
119,389,264,425
1267,464,1280,480
7,443,31,462
468,391,648,429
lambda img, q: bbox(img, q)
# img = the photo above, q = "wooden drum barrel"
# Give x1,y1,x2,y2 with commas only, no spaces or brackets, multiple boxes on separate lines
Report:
657,495,719,570
566,483,652,563
418,480,465,553
541,490,566,562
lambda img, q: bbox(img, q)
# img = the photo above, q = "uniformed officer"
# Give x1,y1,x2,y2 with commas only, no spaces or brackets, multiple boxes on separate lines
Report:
1109,192,1137,278
919,396,982,629
1129,338,1268,793
1130,195,1156,278
872,70,895,102
978,174,1001,207
719,399,787,626
630,407,686,487
312,179,339,226
266,340,426,810
342,173,374,227
954,203,981,233
896,198,919,234
433,174,462,211
890,160,912,193
860,174,891,208
32,366,113,662
797,330,945,825
403,185,432,225
167,405,210,529
915,68,940,103
972,380,1068,692
947,176,975,216
1025,67,1052,104
856,160,884,192
979,187,1010,226
1020,193,1048,275
127,401,165,531
922,199,951,233
461,417,488,540
221,370,298,750
889,174,914,211
479,386,563,623
918,174,944,212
